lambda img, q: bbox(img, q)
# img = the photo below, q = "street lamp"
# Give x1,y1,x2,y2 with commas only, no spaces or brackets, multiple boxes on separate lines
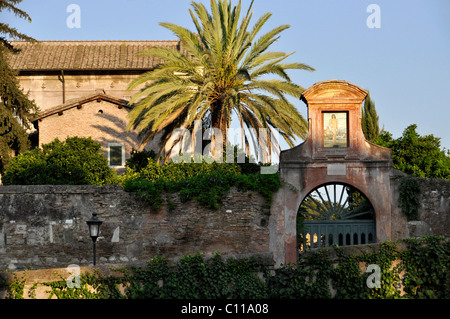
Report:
86,212,103,266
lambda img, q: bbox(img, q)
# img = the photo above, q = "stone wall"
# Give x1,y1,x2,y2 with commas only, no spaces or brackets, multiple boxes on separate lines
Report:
409,177,449,238
0,176,448,272
0,243,383,299
390,173,450,240
0,185,271,271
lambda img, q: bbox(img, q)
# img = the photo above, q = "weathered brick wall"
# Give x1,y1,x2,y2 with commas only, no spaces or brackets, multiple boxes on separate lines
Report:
0,185,271,271
410,177,449,238
1,176,447,272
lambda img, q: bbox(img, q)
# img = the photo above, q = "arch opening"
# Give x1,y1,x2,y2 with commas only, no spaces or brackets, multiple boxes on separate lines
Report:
297,183,376,253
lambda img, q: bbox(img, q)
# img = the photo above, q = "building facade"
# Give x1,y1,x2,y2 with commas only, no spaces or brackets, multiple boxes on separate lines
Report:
270,80,393,266
8,40,181,167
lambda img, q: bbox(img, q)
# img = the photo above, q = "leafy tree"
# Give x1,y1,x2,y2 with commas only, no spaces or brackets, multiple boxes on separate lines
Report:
2,137,116,185
374,124,450,179
127,0,314,161
0,0,35,51
361,91,380,142
0,0,38,174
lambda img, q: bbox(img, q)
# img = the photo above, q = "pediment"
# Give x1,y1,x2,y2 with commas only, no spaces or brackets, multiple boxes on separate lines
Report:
301,80,368,104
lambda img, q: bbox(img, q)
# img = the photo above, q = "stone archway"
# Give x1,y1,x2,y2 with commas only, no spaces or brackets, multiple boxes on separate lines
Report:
269,80,393,266
297,182,376,253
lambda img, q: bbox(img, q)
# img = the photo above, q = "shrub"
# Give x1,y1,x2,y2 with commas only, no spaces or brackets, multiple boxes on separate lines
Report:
123,156,241,182
2,137,116,185
7,237,448,299
119,146,280,210
125,146,261,176
125,149,157,172
123,169,281,211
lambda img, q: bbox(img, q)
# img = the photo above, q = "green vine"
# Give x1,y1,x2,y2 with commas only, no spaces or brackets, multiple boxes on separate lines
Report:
401,236,450,298
3,236,449,299
119,153,281,211
42,269,126,299
398,176,421,221
122,253,268,299
123,171,281,211
4,272,27,299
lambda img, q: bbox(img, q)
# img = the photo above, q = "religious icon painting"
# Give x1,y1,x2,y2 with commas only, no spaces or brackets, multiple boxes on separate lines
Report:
323,112,348,148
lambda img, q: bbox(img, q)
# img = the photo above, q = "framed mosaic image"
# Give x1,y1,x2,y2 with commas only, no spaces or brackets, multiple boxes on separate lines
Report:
323,112,347,148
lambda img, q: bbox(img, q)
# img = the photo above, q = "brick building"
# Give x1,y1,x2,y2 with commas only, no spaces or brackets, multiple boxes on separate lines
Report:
7,40,181,168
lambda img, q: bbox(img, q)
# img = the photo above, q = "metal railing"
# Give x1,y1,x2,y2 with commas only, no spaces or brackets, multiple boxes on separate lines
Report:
300,220,375,251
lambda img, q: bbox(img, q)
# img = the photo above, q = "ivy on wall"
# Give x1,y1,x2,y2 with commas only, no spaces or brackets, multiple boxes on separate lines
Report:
118,150,281,211
2,236,448,299
123,170,281,211
398,176,421,221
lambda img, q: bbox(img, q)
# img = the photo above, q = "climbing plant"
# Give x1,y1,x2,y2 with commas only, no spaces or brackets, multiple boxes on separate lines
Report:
3,237,449,299
123,169,281,211
3,272,27,299
401,236,450,298
398,176,421,221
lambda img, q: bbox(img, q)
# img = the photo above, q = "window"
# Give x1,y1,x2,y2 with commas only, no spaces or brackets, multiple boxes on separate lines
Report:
108,143,125,167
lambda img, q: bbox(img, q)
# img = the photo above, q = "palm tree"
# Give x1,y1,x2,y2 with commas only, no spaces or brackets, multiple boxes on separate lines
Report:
127,0,314,162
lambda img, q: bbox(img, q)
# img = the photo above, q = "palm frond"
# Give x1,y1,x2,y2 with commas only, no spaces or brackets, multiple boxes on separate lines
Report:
126,0,313,159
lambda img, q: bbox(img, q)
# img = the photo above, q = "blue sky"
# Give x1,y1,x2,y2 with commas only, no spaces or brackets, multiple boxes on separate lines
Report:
2,0,450,152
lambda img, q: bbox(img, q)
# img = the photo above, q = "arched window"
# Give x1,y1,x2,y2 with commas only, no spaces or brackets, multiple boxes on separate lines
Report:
297,183,376,253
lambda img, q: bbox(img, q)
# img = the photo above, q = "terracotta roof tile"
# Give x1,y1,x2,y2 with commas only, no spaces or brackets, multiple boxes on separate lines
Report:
7,40,180,71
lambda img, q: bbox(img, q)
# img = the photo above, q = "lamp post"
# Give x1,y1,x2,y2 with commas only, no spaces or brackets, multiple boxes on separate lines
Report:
86,212,102,266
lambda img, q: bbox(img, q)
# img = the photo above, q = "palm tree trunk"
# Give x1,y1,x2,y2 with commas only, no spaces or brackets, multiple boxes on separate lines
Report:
210,102,228,158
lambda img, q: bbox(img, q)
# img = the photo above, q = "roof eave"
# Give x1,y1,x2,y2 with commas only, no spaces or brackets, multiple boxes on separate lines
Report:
32,93,132,121
16,68,154,74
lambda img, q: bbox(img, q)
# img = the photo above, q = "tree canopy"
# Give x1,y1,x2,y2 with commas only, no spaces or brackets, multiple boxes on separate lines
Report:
374,124,450,179
0,0,35,51
0,0,38,174
2,137,116,185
